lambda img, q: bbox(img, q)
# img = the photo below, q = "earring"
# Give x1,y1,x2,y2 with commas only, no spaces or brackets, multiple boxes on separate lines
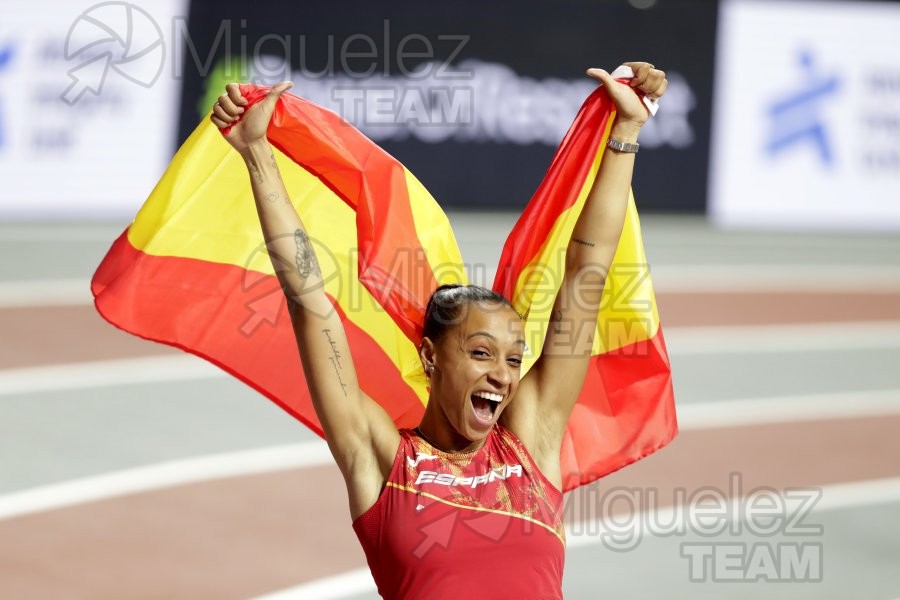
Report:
425,364,434,373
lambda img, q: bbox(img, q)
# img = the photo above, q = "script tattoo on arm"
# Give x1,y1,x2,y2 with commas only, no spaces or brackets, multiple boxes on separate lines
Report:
571,238,596,248
323,329,348,396
294,229,321,279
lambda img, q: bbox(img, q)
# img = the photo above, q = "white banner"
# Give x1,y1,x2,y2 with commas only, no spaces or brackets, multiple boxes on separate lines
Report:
0,0,186,219
709,0,900,230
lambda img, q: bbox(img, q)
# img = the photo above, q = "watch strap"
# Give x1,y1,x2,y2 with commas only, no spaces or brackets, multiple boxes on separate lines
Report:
606,137,640,153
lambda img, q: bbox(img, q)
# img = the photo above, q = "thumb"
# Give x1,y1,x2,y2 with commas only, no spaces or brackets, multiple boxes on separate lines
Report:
263,81,294,108
585,68,615,87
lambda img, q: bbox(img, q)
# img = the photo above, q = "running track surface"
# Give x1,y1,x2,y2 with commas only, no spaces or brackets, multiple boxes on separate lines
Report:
1,216,899,599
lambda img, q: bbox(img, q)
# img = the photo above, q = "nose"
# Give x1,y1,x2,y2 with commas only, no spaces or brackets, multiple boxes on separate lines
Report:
486,360,512,388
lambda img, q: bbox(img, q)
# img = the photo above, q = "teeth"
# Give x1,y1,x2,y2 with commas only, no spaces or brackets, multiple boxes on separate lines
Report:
473,391,503,403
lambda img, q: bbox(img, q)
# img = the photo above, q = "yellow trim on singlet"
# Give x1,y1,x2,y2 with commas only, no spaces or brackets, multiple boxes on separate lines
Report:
384,481,567,546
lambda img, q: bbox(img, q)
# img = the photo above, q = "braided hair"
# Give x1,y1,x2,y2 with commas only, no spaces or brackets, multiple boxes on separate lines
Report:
422,284,520,343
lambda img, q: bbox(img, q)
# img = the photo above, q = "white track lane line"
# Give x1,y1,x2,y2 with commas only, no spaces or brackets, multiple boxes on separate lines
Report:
0,226,124,242
648,264,900,292
0,442,332,521
1,389,898,521
676,389,900,430
566,475,900,549
254,569,375,600
662,321,900,356
0,279,92,307
2,266,900,308
0,355,225,397
665,321,900,354
3,321,900,397
253,476,900,599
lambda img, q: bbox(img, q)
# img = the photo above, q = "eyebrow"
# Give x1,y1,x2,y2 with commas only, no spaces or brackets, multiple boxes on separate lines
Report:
466,331,527,346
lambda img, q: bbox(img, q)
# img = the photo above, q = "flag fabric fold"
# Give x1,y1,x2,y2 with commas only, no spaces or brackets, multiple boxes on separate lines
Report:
92,83,676,492
494,85,677,488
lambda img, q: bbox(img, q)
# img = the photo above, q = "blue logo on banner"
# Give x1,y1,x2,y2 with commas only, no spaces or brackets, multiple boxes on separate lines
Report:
765,50,840,166
0,42,13,150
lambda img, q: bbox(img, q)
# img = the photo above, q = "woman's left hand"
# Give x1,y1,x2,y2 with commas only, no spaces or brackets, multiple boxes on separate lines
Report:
586,62,668,128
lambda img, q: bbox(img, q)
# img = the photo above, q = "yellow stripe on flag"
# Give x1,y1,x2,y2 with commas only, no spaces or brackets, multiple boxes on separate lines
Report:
511,119,660,366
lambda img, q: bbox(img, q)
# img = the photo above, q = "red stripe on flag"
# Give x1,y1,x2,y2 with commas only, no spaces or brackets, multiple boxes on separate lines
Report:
559,327,677,491
493,87,614,299
92,230,425,434
236,85,438,344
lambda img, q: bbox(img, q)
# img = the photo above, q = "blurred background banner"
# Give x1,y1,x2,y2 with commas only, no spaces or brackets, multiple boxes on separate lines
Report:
176,0,717,212
709,0,900,230
4,0,899,227
0,0,187,219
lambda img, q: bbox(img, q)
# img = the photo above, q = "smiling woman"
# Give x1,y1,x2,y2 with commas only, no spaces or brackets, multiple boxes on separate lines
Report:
351,283,569,597
417,284,525,446
209,61,668,600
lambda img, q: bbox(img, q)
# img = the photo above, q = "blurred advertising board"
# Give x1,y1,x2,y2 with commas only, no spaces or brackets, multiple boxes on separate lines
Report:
0,0,186,219
176,0,717,212
709,0,900,230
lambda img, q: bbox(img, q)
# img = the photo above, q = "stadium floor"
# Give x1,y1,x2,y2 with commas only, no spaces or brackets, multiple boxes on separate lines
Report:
1,214,899,599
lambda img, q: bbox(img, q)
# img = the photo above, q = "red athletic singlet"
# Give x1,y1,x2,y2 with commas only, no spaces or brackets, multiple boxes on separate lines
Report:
353,424,565,599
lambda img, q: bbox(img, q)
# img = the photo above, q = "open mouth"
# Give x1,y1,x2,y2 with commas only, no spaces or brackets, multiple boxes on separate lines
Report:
470,391,503,424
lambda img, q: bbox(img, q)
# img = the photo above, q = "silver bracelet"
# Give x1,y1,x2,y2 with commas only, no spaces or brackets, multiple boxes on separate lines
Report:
606,137,640,153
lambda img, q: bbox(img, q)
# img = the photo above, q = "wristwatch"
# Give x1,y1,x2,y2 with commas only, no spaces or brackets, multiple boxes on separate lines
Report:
606,138,640,153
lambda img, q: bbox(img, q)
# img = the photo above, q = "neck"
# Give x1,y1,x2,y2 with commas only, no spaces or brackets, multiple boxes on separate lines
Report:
416,406,487,453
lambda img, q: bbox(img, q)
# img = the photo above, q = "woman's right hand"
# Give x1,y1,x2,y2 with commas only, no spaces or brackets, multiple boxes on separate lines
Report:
585,63,666,131
209,81,294,155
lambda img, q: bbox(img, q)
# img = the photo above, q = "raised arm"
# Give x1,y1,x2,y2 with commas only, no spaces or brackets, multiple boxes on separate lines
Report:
503,63,668,476
211,83,400,517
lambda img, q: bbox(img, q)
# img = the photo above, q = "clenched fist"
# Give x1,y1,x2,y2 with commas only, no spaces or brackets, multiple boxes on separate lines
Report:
210,81,294,155
586,62,667,128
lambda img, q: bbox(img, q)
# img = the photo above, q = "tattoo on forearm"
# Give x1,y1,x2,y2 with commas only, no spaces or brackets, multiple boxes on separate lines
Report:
294,229,321,279
248,161,263,185
323,329,348,396
264,191,292,205
572,238,595,248
269,151,278,171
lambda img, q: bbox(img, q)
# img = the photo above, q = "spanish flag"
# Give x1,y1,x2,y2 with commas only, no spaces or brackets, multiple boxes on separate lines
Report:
494,85,676,488
92,83,676,491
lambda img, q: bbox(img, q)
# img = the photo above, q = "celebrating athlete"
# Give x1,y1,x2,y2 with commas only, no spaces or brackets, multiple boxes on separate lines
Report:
211,61,667,599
